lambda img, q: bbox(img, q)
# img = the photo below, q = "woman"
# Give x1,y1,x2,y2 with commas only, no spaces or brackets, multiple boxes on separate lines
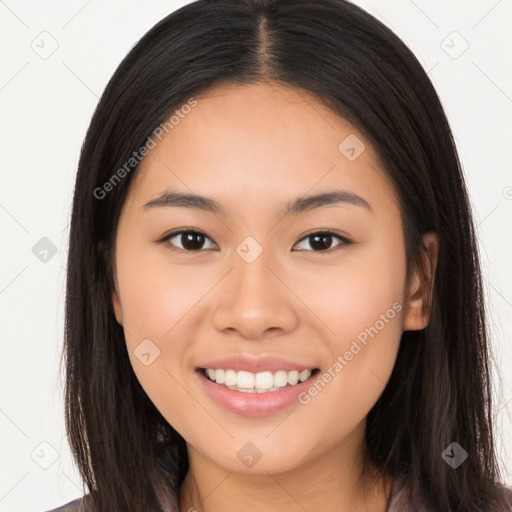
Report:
46,0,512,510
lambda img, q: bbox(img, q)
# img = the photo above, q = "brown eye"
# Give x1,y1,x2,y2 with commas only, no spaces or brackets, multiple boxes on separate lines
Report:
160,229,351,253
294,231,352,253
163,230,217,252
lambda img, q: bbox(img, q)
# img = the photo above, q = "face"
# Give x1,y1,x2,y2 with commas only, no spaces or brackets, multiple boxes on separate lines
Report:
112,82,434,476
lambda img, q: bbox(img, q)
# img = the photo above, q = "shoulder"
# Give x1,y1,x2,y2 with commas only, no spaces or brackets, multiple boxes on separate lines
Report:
42,494,93,512
387,473,512,512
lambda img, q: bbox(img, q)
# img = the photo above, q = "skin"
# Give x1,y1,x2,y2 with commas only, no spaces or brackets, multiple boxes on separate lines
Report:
111,82,438,512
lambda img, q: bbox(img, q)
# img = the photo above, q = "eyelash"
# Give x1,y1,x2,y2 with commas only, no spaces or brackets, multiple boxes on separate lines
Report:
158,229,353,254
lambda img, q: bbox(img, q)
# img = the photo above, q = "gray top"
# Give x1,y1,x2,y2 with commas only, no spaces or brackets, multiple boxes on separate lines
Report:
42,473,512,511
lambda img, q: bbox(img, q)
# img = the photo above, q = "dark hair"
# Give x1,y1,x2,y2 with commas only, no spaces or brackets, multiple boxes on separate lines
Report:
63,0,511,510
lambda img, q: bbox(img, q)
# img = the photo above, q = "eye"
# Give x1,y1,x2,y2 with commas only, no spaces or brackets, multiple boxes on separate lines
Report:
161,229,217,252
293,231,352,253
159,229,352,253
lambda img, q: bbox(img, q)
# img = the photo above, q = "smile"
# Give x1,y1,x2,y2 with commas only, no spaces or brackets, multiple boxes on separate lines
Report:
196,367,321,416
201,368,319,393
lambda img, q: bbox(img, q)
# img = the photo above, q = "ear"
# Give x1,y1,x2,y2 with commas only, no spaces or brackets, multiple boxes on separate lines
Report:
112,280,123,326
403,232,439,331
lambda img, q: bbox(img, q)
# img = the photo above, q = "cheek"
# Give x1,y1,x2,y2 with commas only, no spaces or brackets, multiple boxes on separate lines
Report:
120,273,184,339
113,239,197,402
297,238,406,347
115,238,200,344
115,254,199,437
293,239,406,431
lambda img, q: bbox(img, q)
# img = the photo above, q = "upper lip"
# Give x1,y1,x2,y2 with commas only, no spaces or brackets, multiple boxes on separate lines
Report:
197,355,319,374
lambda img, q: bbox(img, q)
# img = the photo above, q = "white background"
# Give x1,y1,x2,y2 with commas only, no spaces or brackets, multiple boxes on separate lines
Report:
0,1,511,510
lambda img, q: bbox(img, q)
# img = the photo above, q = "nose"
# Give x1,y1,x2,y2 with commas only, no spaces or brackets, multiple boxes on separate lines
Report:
211,249,299,341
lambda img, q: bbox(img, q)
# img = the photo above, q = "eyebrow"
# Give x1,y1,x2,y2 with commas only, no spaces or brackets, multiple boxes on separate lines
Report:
143,189,372,216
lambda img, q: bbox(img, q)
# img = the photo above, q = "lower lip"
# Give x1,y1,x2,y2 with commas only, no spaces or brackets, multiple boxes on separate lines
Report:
195,369,319,417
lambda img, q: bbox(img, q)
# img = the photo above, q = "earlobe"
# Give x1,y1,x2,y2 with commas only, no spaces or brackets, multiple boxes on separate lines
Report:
112,288,123,325
403,232,439,331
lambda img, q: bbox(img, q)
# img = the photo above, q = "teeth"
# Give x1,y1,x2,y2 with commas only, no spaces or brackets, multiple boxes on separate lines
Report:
225,369,237,386
237,370,255,389
299,370,311,382
203,368,314,392
255,371,273,389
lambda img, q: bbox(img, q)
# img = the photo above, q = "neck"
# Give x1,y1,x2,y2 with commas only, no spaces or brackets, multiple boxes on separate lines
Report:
178,424,392,512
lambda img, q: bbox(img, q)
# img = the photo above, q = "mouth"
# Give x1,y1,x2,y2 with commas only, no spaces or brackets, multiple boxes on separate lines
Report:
197,367,321,393
195,366,322,416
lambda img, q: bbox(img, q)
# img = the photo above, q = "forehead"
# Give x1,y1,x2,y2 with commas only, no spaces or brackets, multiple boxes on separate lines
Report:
128,82,398,217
